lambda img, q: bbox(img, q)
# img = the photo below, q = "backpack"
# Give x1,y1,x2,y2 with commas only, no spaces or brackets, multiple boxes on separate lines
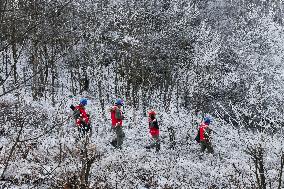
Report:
70,105,80,119
203,128,212,140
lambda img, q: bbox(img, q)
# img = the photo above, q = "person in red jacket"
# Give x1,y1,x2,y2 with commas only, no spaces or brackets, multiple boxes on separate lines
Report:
146,110,160,152
198,117,214,154
72,98,90,135
109,99,125,148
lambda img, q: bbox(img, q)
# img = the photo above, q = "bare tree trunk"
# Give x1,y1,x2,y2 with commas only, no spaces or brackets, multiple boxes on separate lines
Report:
106,66,110,102
51,56,57,106
278,151,284,189
168,126,176,149
78,66,82,94
98,80,106,111
246,144,266,189
0,0,8,24
31,42,39,100
79,138,98,189
114,73,118,96
23,66,27,86
38,60,44,98
258,148,266,189
176,72,180,114
97,65,107,132
5,48,9,78
11,23,18,84
1,105,25,180
126,79,131,101
142,86,148,117
132,85,139,110
255,156,261,188
80,141,88,189
1,52,4,75
70,69,75,95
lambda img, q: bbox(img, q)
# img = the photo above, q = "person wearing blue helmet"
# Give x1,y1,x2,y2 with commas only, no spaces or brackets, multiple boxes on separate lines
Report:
197,116,214,154
109,98,125,148
204,117,211,125
115,99,124,106
71,98,90,135
80,98,88,106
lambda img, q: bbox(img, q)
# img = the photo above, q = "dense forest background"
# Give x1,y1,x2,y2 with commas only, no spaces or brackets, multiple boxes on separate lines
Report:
1,0,284,188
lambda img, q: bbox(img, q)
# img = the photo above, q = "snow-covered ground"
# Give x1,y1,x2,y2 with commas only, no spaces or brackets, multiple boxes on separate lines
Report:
1,94,283,188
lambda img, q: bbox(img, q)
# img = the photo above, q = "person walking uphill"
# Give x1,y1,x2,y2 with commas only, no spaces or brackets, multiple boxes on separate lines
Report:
146,110,160,152
71,98,91,135
198,117,214,154
109,99,125,149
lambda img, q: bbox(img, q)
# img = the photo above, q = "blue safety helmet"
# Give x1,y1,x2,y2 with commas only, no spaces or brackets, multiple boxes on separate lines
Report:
115,99,124,106
204,117,211,125
80,98,88,106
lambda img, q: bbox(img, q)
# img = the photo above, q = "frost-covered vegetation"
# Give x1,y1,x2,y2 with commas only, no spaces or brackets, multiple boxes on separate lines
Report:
1,0,284,188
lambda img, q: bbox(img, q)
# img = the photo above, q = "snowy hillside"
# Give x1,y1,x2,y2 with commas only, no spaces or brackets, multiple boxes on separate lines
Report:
0,94,283,188
1,0,284,188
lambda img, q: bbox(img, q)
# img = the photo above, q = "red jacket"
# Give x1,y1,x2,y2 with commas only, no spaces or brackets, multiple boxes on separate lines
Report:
75,105,89,126
110,106,123,127
199,123,210,141
149,118,159,136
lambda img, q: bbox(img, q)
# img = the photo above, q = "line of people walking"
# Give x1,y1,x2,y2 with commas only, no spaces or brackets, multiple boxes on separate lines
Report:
71,98,214,154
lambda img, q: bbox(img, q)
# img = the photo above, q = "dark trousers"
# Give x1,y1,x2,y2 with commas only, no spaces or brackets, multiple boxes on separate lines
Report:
146,135,160,152
111,126,125,148
78,123,91,136
200,140,214,154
